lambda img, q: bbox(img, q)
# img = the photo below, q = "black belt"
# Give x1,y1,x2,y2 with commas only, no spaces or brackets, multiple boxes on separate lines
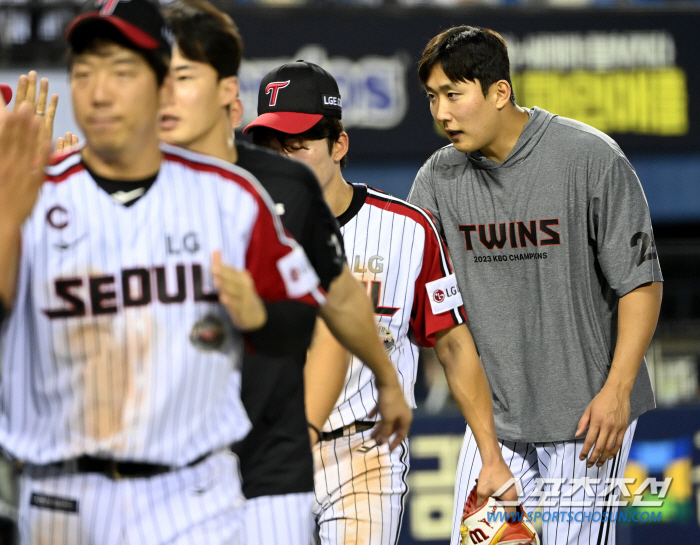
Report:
318,421,375,442
28,451,212,480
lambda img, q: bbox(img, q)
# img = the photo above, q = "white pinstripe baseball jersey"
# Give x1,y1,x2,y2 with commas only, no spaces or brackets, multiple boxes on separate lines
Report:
0,142,321,466
324,184,466,432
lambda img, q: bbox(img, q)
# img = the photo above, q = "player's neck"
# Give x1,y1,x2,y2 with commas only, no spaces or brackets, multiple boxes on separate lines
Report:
324,172,355,217
187,116,238,165
478,105,530,164
82,136,162,180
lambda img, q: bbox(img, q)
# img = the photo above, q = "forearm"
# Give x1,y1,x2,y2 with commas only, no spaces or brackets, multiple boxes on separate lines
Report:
0,222,21,311
434,325,502,464
606,282,663,394
318,265,399,388
304,317,351,430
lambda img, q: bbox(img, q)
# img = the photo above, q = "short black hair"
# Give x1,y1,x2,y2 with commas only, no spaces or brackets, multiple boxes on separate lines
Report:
250,117,348,168
164,0,243,80
67,22,170,86
419,26,515,104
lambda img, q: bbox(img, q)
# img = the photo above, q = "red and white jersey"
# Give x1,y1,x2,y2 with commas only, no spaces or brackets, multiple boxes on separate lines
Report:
0,143,321,466
324,185,466,432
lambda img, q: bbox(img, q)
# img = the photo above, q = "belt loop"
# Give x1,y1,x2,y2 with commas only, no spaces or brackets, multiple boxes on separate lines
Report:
110,461,122,480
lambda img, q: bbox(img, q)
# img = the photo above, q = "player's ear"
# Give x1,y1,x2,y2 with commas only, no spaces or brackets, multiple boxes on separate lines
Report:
332,132,349,165
230,97,244,131
218,76,238,110
492,80,512,110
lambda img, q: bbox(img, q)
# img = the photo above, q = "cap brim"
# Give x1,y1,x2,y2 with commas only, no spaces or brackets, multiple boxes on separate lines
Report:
66,13,160,50
242,112,323,135
0,84,12,105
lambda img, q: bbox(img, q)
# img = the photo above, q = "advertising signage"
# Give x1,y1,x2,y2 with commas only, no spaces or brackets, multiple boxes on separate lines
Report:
231,8,699,160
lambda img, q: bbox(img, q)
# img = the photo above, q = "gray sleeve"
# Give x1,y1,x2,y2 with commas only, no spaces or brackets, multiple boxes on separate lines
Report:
407,158,442,232
588,154,663,296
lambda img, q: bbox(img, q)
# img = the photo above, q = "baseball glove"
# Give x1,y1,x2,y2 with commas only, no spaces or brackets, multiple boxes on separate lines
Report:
459,480,539,545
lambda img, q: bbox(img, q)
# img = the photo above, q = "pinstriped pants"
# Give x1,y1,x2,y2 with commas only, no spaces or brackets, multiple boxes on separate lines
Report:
17,450,244,545
242,492,314,545
312,429,409,545
451,421,637,545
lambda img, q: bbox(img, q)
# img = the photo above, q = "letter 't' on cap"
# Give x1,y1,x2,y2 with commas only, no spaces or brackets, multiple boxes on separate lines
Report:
243,61,342,135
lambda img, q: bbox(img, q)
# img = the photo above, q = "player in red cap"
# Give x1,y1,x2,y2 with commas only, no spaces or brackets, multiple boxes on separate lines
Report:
245,61,518,545
0,1,326,543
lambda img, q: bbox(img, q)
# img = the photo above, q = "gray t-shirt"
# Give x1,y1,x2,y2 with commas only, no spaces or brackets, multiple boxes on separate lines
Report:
408,107,662,442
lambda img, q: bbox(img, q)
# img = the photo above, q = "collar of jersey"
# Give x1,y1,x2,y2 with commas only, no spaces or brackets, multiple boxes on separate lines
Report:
336,183,367,227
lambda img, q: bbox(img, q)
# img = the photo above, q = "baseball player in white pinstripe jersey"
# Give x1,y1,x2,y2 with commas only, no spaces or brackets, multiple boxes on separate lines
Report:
245,61,519,545
0,2,324,544
155,3,413,545
1,72,60,545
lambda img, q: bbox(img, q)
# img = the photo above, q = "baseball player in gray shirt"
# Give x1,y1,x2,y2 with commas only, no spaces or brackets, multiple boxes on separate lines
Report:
408,26,663,545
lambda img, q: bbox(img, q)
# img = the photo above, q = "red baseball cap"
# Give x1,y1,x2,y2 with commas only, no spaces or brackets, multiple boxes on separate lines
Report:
0,83,12,105
65,0,170,55
243,61,342,136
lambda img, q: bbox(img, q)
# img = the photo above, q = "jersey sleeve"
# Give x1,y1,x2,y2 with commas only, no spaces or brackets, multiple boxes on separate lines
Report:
410,212,467,348
245,193,323,307
588,153,663,296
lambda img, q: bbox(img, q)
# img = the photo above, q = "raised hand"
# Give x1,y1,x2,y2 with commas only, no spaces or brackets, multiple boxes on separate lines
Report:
13,71,59,150
56,131,80,153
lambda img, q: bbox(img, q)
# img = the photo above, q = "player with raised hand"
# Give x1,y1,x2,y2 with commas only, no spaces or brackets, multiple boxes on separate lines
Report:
408,26,663,545
0,0,324,543
245,61,517,545
158,2,411,543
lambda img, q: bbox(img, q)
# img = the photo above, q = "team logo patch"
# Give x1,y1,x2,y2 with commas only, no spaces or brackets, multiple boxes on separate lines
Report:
265,80,290,107
46,205,69,229
377,322,395,353
276,245,319,299
189,314,225,352
425,274,463,315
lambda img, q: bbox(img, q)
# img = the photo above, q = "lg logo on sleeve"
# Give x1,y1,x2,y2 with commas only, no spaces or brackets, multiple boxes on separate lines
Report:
433,285,458,304
427,275,463,315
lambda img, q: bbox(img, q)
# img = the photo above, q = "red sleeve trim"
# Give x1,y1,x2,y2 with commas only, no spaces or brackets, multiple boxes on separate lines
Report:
363,189,466,345
163,146,321,306
162,149,292,244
